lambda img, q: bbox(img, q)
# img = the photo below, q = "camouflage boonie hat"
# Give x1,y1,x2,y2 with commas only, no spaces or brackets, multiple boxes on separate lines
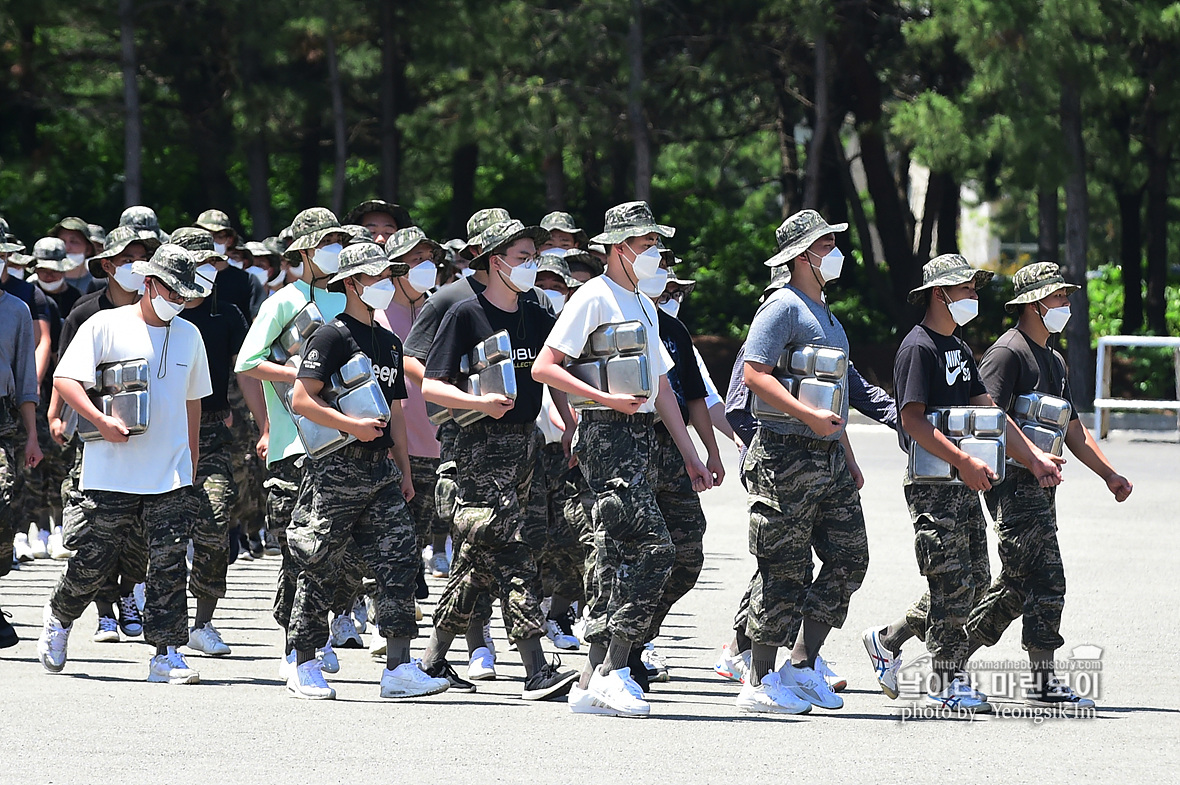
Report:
562,247,604,277
119,206,168,243
342,224,374,244
342,199,413,230
49,217,94,250
465,208,511,247
590,201,675,245
169,226,225,263
470,220,548,270
328,240,400,284
0,216,24,253
540,211,588,246
385,226,444,265
764,210,847,268
1005,261,1080,312
763,262,793,296
537,249,579,288
908,254,994,305
284,207,347,261
6,252,33,269
88,224,162,278
277,225,294,249
30,237,73,272
88,224,107,249
262,237,285,257
195,209,234,234
245,240,278,259
132,243,209,299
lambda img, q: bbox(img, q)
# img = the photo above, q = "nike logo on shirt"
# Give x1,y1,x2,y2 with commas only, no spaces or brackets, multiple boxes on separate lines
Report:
944,349,970,387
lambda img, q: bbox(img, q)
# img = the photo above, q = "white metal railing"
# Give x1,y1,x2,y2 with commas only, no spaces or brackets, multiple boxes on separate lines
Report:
1093,335,1180,438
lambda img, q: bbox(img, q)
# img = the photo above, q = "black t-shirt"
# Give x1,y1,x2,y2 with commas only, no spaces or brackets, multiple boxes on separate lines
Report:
298,312,407,451
893,324,986,451
658,309,707,423
59,289,114,355
404,276,555,360
979,328,1078,421
1,276,44,321
424,292,555,425
211,266,259,325
181,299,249,412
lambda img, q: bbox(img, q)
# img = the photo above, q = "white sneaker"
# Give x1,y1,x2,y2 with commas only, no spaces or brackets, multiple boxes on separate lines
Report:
29,524,50,559
148,647,200,684
279,650,296,681
188,623,231,656
862,626,902,699
431,552,450,578
133,583,146,614
93,616,120,643
641,643,669,683
482,621,496,657
735,672,812,715
421,544,434,573
380,662,450,699
571,612,589,645
37,605,71,673
468,646,497,680
287,658,335,700
351,596,369,634
13,532,35,563
815,654,847,692
370,635,388,657
928,675,992,713
330,614,364,649
781,664,843,709
575,667,650,717
318,642,340,674
714,642,750,683
544,619,580,651
47,526,73,560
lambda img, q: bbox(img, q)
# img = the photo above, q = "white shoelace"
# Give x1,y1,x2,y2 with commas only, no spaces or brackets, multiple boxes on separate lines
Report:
166,650,191,670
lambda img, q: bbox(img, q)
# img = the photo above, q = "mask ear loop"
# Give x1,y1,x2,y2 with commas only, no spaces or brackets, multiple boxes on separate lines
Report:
805,250,835,326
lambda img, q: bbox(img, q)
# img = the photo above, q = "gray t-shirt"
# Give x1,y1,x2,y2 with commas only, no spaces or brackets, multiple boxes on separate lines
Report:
743,285,850,440
0,291,38,407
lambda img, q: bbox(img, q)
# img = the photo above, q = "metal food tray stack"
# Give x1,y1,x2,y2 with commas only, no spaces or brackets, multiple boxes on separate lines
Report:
908,406,1007,484
1009,392,1071,464
565,321,651,409
269,302,324,364
74,358,151,442
453,331,517,427
751,345,847,424
325,353,392,425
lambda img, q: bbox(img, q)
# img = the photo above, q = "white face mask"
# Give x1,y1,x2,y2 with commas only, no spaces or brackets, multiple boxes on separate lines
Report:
658,298,680,318
111,264,145,294
628,245,663,280
66,252,86,267
150,286,185,322
213,242,228,255
543,289,566,314
460,267,476,278
406,260,437,294
358,278,396,311
247,265,269,286
288,262,304,279
499,258,538,293
195,263,219,288
312,243,342,275
944,291,979,326
226,258,244,269
6,265,25,280
1040,304,1071,333
811,247,844,283
638,268,669,298
37,276,66,292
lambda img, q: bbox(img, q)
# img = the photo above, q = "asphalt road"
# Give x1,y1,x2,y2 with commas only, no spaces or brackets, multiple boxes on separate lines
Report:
2,424,1177,784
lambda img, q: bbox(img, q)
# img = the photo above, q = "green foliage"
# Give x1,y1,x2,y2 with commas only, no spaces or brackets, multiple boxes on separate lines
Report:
1087,263,1180,398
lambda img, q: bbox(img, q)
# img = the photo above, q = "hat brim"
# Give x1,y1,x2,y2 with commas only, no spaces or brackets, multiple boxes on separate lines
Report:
196,221,234,234
327,258,396,284
387,238,444,266
89,235,163,278
132,261,209,300
470,227,550,270
343,201,413,230
1,242,26,254
589,223,675,246
908,269,994,305
34,258,78,273
1004,282,1080,312
284,229,348,262
763,222,848,267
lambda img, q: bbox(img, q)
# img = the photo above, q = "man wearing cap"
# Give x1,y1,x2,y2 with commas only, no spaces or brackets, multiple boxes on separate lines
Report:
195,209,236,255
418,218,580,701
50,216,101,294
343,200,413,246
532,200,714,717
180,223,263,323
43,243,212,684
285,240,448,701
538,212,589,251
964,261,1131,710
235,207,350,674
119,205,169,245
862,253,1064,714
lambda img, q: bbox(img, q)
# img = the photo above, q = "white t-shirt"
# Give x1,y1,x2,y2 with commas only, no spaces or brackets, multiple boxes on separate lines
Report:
545,274,671,414
692,345,722,408
54,305,212,494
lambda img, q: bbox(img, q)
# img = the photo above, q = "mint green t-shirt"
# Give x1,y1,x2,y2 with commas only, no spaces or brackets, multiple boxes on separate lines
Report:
234,280,347,466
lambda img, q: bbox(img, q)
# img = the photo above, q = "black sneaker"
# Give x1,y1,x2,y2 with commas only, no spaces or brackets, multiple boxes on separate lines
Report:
415,562,429,600
425,660,476,693
1025,676,1096,711
0,608,18,649
117,593,143,637
627,647,650,693
247,531,264,559
522,656,579,701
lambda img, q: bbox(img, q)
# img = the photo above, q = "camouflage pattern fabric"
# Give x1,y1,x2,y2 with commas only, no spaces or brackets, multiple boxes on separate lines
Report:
265,455,302,630
286,444,418,651
742,430,868,647
0,413,19,576
50,487,196,647
562,465,597,609
18,400,68,531
968,466,1065,651
521,427,550,553
433,421,546,643
331,541,371,615
227,380,267,537
534,442,588,603
573,411,674,646
408,453,445,546
190,415,238,600
644,427,708,642
901,479,990,675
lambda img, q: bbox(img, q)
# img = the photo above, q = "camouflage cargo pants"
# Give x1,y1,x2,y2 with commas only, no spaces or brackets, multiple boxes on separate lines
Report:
573,411,674,646
902,479,990,675
434,421,545,643
287,444,418,651
743,430,868,647
644,427,708,642
19,399,67,530
227,379,266,537
190,415,238,601
535,441,588,603
968,467,1065,652
0,412,20,577
434,418,495,626
563,465,596,609
265,454,302,630
408,454,444,548
51,487,196,647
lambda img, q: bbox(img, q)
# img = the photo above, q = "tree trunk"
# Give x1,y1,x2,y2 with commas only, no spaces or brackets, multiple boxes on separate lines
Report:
829,126,876,270
378,1,402,201
245,136,271,238
770,56,802,218
1060,75,1094,409
1037,185,1059,260
1144,106,1170,335
627,0,651,203
802,31,830,210
914,170,945,264
298,104,322,210
1116,187,1143,334
936,173,959,254
16,19,37,158
543,142,565,211
325,27,347,217
446,142,478,239
119,0,141,207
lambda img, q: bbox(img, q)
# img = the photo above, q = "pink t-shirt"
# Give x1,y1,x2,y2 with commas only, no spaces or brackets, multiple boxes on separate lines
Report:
376,298,439,459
